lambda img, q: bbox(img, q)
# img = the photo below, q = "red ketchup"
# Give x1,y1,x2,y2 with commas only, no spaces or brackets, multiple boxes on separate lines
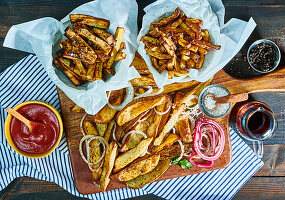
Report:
10,104,60,154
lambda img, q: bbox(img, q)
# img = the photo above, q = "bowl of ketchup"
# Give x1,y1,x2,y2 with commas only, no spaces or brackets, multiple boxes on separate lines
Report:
4,101,63,158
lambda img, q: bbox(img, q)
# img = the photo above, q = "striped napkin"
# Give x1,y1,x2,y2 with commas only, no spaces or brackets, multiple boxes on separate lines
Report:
0,55,264,200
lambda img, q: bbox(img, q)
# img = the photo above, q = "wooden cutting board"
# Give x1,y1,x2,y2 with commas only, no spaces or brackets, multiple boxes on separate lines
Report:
57,67,285,195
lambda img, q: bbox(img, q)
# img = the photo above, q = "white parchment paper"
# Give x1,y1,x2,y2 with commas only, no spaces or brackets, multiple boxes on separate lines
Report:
3,0,140,115
137,0,256,88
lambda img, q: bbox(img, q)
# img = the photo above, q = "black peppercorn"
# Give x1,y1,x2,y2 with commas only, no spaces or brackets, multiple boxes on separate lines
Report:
248,42,277,72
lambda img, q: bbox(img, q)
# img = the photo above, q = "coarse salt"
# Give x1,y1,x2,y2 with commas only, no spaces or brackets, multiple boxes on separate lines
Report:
202,86,230,117
204,96,216,110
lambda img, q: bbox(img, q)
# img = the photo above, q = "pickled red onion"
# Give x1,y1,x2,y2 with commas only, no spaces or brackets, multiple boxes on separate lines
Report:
194,119,225,161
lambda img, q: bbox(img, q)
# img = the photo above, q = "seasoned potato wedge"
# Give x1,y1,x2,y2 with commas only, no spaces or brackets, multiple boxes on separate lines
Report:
175,116,193,143
146,101,168,139
153,134,179,153
93,89,125,123
130,76,156,87
113,138,153,173
104,121,115,143
83,121,102,180
112,154,160,182
96,123,108,137
154,79,212,146
116,94,171,126
70,104,84,113
126,159,171,189
131,53,151,75
120,120,150,152
84,121,99,136
100,141,118,192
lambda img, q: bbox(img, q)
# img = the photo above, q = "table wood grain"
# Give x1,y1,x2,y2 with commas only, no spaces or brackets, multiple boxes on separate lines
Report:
0,0,284,199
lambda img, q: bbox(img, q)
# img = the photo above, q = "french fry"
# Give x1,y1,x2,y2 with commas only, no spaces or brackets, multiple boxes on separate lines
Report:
106,27,125,69
94,62,103,80
174,69,188,77
74,24,112,54
189,45,199,53
179,23,196,39
86,63,96,81
104,67,115,76
64,27,97,64
94,50,110,61
146,101,169,139
186,59,196,69
92,27,114,45
70,14,110,29
164,13,186,32
53,58,82,86
179,59,186,70
140,36,160,45
158,63,167,73
57,56,72,69
151,57,160,70
74,59,87,78
148,28,161,37
192,39,221,50
202,29,211,42
70,104,84,113
114,52,126,62
195,54,205,69
185,18,202,33
145,48,172,60
187,18,203,26
198,47,207,55
119,42,126,51
150,7,180,28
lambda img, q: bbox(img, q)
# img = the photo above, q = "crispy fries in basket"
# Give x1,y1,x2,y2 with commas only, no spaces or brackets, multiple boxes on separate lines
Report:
54,14,126,86
141,7,221,79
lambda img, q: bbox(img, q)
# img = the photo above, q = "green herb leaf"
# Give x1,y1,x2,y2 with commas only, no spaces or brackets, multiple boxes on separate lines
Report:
172,156,193,169
185,104,196,111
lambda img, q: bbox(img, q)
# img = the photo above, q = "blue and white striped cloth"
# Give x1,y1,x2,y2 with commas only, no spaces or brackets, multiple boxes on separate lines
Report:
0,55,263,200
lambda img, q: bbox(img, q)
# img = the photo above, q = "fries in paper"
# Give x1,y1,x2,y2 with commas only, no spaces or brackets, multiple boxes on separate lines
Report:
141,7,221,79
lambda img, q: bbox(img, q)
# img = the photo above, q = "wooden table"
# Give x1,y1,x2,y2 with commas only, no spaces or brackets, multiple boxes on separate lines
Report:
0,0,284,199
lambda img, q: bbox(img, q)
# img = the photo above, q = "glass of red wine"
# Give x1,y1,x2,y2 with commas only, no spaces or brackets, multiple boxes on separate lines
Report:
235,101,278,158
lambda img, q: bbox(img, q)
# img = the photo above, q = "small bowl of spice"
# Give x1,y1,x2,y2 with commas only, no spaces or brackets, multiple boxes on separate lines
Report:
198,84,232,119
247,39,281,73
